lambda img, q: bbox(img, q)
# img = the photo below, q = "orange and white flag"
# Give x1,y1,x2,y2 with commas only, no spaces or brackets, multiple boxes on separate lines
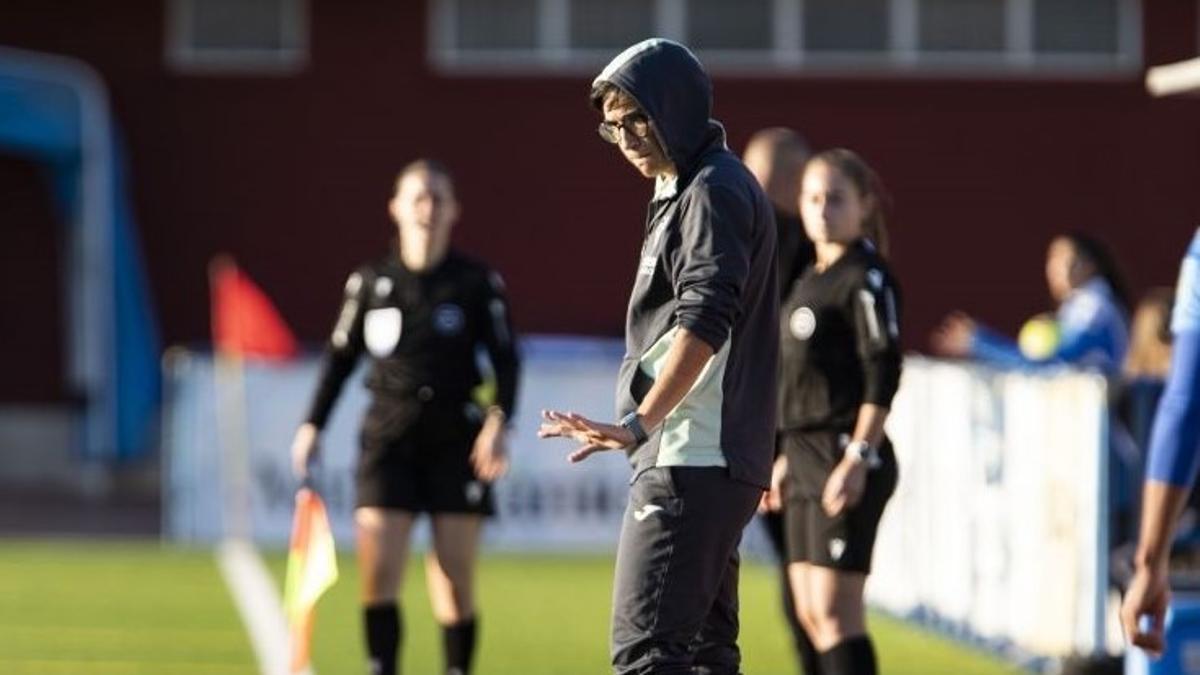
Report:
283,488,338,673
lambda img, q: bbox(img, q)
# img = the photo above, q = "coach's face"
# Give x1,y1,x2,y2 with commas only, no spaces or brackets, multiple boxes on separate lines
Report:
601,93,674,179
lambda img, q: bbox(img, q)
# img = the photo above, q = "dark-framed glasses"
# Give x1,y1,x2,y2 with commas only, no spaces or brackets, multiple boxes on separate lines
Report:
598,112,651,144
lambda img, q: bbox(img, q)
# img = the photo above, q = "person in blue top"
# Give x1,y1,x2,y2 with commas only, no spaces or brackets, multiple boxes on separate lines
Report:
1122,230,1200,656
932,232,1130,374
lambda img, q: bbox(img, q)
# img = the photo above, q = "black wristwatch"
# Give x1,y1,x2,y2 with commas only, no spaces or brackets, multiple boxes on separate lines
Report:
619,411,649,446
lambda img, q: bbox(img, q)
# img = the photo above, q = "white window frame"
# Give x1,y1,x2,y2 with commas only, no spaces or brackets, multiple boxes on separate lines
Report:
165,0,309,74
428,0,1142,78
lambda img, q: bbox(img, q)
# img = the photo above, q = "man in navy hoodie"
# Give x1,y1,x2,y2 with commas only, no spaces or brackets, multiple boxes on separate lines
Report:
539,39,779,674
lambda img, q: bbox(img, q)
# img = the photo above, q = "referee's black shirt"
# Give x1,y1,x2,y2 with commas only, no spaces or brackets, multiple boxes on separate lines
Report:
778,239,901,432
304,250,519,438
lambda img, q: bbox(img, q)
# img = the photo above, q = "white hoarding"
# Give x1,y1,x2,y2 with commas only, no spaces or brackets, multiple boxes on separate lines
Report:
163,337,635,550
869,357,1108,660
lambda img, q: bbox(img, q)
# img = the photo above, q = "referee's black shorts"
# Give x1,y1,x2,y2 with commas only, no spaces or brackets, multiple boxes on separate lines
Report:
780,430,897,574
355,397,494,516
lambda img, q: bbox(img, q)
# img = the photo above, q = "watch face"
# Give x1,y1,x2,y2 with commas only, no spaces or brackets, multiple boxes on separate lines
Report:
621,413,647,443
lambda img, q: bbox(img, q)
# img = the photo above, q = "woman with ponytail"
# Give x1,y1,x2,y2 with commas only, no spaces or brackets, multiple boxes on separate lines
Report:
762,149,902,675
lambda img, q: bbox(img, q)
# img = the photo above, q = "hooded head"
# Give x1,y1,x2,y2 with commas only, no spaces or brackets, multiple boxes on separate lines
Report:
591,39,722,179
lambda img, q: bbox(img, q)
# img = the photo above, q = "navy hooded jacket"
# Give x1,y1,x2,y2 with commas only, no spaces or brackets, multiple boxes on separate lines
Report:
593,39,779,488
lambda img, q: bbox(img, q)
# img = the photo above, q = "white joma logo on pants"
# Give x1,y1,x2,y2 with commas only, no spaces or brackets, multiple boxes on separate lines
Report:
634,504,664,521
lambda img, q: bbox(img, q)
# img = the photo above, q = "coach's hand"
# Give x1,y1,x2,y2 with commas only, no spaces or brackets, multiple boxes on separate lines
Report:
290,423,320,481
538,409,635,463
471,408,510,482
822,456,867,516
1122,562,1170,657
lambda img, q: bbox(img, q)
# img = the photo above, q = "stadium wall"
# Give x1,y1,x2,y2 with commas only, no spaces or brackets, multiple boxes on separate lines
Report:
0,1,1198,400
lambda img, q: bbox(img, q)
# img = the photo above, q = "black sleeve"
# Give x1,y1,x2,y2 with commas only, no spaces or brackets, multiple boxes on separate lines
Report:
304,267,371,428
668,184,753,352
479,269,520,420
851,267,902,408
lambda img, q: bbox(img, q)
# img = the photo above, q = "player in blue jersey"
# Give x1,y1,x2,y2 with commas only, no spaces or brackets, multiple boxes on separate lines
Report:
1121,230,1200,656
933,232,1130,374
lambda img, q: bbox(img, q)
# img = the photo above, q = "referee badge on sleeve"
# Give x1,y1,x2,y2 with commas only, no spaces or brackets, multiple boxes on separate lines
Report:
364,308,403,357
789,307,816,340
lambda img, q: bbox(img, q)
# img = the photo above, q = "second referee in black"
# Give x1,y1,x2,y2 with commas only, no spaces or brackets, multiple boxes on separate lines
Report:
766,148,901,675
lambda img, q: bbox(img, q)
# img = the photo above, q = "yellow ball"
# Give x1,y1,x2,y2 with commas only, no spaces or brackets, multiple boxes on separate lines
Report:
1018,314,1060,359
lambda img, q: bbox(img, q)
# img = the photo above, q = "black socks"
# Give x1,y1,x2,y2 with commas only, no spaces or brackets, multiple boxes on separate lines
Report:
441,616,478,675
794,623,822,675
818,636,877,675
364,603,402,675
362,604,476,675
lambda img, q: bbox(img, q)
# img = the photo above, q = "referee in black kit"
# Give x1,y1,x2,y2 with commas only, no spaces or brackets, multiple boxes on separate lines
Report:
764,149,900,675
538,39,778,674
290,160,518,675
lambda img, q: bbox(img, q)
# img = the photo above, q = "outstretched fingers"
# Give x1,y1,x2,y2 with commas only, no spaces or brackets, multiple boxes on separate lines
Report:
539,409,623,463
568,444,605,463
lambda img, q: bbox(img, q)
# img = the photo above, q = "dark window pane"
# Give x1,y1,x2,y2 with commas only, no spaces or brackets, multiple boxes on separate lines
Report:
919,0,1005,51
457,0,538,50
805,0,888,52
688,0,771,50
191,0,287,50
570,0,654,49
1034,0,1119,53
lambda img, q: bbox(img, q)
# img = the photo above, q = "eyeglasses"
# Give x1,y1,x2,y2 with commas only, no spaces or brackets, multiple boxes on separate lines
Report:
598,112,651,144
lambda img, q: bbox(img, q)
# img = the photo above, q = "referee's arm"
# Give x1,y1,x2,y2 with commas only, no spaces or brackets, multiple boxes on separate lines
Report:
479,272,520,422
292,268,369,478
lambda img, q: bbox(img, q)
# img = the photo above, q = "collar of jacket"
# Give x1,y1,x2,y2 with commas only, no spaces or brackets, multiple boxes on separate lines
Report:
650,131,728,203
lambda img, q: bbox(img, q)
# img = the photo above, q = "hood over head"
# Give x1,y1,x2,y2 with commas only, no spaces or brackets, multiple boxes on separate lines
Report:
591,39,725,177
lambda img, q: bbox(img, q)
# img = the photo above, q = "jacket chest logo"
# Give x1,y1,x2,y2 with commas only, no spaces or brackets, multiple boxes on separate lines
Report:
638,220,670,276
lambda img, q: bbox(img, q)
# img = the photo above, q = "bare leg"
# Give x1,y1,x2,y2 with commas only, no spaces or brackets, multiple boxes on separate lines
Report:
787,561,819,639
427,513,484,674
802,566,866,651
356,507,417,675
426,513,483,622
800,565,875,675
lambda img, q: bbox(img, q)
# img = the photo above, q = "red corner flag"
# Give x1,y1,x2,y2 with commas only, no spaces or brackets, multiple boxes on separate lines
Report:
284,488,339,673
209,255,299,360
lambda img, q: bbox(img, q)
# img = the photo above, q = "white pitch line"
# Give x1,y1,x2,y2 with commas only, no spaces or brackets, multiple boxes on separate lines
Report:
216,539,313,675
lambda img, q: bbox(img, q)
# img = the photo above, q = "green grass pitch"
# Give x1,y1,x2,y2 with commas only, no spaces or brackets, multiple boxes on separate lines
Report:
0,540,1022,674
